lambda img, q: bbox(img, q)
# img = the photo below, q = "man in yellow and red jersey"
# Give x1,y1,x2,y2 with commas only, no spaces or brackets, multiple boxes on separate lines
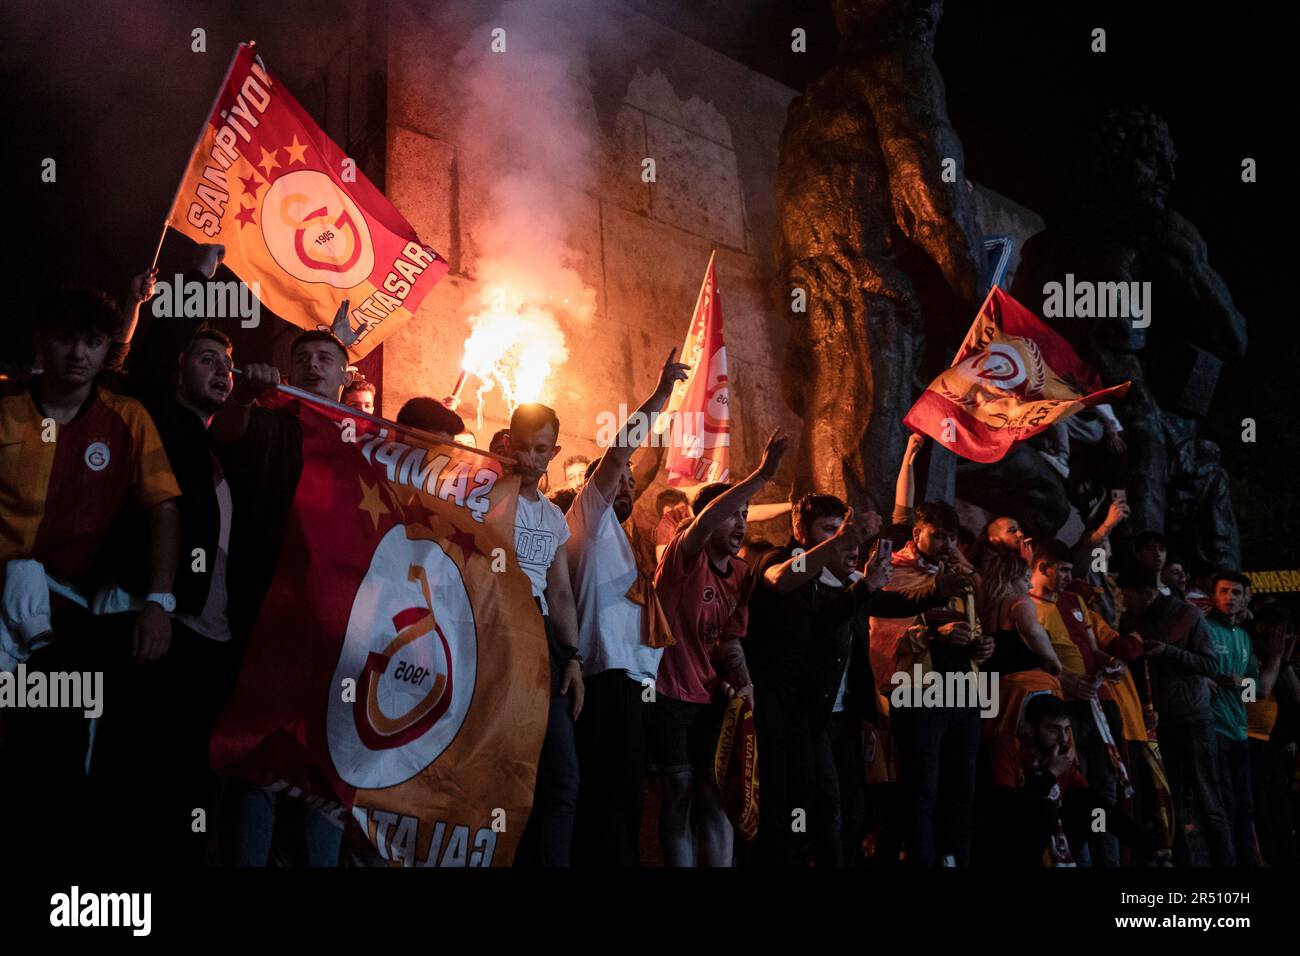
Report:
0,285,180,859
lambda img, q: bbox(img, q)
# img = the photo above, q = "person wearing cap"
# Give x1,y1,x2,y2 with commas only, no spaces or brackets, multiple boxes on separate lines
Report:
395,396,465,442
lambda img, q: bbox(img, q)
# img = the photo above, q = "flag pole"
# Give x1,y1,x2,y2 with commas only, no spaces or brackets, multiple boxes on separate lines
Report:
272,381,510,461
228,369,511,463
148,41,252,274
658,248,714,435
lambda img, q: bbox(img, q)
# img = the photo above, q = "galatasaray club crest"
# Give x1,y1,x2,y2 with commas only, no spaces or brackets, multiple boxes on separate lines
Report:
262,168,375,287
327,527,477,789
954,341,1030,392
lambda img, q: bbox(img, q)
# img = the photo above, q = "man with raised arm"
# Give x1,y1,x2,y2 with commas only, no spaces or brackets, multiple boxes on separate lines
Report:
567,350,689,866
648,429,788,866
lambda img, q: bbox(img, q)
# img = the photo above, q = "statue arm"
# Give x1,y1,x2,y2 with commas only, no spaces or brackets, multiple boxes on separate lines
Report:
862,56,981,308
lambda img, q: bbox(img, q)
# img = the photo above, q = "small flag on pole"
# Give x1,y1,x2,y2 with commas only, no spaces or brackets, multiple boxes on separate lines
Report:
660,251,731,487
164,43,448,360
903,287,1130,462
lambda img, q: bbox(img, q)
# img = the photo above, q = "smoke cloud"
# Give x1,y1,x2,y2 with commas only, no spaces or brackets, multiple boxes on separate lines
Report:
449,0,619,412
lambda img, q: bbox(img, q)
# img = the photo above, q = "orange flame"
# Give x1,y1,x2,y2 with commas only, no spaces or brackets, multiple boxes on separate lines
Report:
460,286,571,430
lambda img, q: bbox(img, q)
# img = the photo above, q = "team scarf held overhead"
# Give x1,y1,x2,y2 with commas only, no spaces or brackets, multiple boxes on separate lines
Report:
166,43,448,360
209,388,549,866
904,287,1130,462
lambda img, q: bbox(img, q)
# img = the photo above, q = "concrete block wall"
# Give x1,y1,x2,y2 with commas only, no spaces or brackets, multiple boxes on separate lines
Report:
378,0,1047,538
381,0,803,532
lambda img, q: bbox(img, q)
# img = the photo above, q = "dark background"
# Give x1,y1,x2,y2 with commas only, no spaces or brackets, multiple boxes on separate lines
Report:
1,0,1290,567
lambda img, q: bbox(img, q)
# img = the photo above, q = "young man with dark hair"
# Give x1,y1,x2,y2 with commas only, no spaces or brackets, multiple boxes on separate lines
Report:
990,693,1152,866
1162,559,1189,599
1118,566,1234,866
207,328,355,867
90,322,246,863
746,492,868,866
211,328,353,632
804,535,901,866
567,351,688,866
653,487,691,563
649,430,788,866
1028,537,1131,865
868,498,986,866
506,402,584,866
395,396,465,441
562,454,590,491
1205,570,1267,865
1132,530,1171,597
341,378,376,416
749,490,954,866
0,285,181,860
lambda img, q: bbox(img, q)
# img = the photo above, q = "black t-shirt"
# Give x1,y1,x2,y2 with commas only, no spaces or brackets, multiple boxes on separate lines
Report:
745,543,822,701
214,404,303,642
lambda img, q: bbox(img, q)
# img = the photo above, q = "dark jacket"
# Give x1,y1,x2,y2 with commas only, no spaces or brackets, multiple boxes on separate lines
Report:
104,396,223,615
99,344,222,616
1130,593,1218,726
745,542,943,729
803,577,942,733
213,404,304,642
744,543,818,703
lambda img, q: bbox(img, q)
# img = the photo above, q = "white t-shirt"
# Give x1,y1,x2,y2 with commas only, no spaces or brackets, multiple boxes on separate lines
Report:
514,491,570,616
565,480,662,684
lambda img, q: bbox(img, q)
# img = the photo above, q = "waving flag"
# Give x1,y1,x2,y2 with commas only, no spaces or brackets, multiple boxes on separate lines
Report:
165,43,448,360
659,251,731,486
211,389,548,866
904,287,1129,462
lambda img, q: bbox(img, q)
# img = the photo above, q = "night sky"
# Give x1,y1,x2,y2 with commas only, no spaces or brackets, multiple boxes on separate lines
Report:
3,0,1291,565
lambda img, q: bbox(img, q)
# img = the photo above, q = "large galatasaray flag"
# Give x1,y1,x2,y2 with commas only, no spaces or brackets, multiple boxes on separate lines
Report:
166,43,448,360
660,251,731,486
903,287,1130,462
211,389,548,866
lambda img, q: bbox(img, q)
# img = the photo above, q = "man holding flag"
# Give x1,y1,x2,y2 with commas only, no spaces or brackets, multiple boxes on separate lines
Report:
209,329,356,865
205,329,548,867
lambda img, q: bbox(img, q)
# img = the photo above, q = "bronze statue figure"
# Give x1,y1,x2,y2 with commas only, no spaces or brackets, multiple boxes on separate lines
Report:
776,0,983,514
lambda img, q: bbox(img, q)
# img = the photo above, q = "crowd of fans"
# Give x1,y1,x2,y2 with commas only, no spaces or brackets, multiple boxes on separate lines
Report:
0,264,1295,868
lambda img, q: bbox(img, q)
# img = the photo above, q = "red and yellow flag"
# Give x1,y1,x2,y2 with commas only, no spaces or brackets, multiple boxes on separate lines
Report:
166,43,447,360
210,390,548,866
903,287,1129,462
659,251,731,487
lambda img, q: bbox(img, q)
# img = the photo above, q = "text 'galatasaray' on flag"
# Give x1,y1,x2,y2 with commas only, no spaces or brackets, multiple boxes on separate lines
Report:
903,287,1130,463
210,390,548,866
166,43,448,360
659,250,731,487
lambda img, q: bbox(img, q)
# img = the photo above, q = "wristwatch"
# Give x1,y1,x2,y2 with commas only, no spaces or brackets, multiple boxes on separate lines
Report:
145,592,177,613
557,645,584,670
